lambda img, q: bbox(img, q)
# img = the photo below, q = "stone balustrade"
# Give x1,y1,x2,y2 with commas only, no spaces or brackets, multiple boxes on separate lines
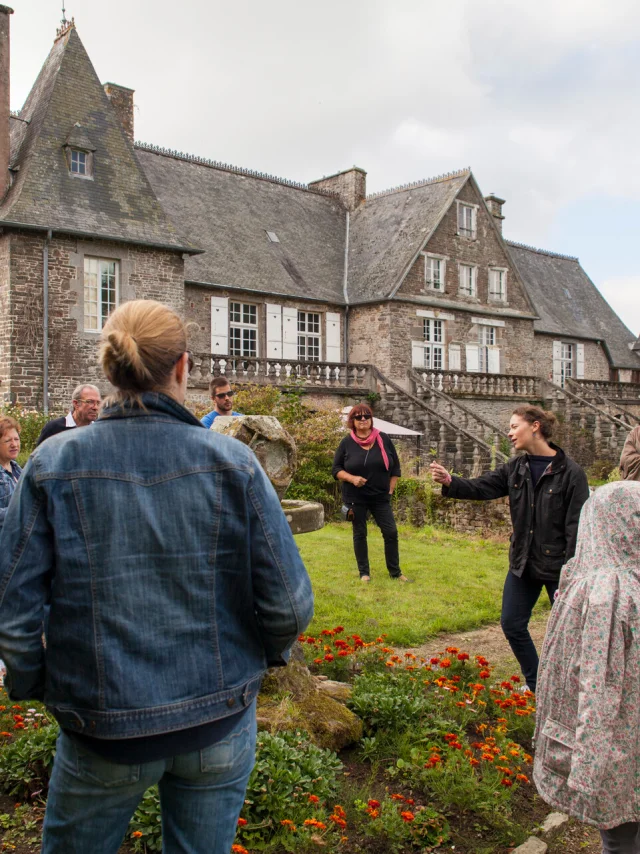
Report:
569,379,640,400
412,369,541,398
188,353,375,391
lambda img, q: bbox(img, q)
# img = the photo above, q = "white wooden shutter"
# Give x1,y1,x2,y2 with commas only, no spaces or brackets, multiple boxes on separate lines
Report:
211,296,229,354
487,346,501,374
266,303,283,359
576,342,585,379
552,340,562,385
465,344,479,372
283,306,298,360
325,312,341,363
412,341,426,368
448,343,461,371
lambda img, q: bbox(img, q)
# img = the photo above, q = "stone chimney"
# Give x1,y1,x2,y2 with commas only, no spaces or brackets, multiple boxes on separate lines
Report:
0,5,13,201
484,194,505,233
103,82,135,143
308,167,366,211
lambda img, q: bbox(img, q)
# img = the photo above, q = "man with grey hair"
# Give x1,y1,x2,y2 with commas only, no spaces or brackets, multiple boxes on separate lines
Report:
35,384,102,446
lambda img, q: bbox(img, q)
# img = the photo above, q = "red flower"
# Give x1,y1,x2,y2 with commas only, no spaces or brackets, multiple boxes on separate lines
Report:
237,817,248,826
430,657,440,665
445,646,459,654
510,675,521,683
390,793,405,801
308,794,319,804
457,652,470,661
400,811,415,822
232,846,249,854
500,778,513,787
366,808,379,818
330,815,347,828
440,658,451,668
475,656,489,667
367,799,380,809
324,654,334,662
334,626,344,633
479,669,490,679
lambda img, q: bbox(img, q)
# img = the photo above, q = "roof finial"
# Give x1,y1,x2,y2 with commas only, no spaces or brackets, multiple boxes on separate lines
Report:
55,3,75,39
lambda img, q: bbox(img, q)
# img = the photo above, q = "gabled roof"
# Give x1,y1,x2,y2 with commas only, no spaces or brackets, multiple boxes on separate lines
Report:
136,145,347,303
347,170,470,304
507,241,640,370
2,26,197,253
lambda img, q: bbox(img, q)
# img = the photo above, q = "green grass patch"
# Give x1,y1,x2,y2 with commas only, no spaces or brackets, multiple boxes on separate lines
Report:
295,523,550,646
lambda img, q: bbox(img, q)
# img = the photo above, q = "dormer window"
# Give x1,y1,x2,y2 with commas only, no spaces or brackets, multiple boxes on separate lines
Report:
70,149,88,175
63,123,96,179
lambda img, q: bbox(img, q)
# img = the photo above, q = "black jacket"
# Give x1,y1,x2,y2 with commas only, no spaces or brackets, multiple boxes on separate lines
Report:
443,444,589,581
35,416,75,446
332,432,401,504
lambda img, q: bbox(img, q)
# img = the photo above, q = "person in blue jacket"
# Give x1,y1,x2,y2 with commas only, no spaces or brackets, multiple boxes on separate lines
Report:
201,376,241,428
0,299,313,854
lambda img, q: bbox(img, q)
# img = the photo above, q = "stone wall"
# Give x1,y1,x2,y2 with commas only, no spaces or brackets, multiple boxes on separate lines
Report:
0,235,11,397
348,302,392,376
5,230,185,408
395,490,512,538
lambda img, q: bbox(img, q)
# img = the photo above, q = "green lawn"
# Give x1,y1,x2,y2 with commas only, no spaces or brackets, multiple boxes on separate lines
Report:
295,523,549,647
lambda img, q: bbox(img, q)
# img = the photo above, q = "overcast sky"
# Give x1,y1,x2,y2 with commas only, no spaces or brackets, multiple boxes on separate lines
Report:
9,0,640,336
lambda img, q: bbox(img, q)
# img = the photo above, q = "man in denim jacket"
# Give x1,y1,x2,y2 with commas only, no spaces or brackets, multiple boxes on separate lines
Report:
0,303,314,854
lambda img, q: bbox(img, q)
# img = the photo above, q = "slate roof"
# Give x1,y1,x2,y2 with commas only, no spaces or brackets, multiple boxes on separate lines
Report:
347,171,470,303
136,146,347,303
1,26,197,253
507,241,640,370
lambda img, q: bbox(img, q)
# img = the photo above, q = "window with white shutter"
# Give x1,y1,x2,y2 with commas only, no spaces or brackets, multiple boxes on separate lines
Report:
459,264,477,297
298,312,321,361
465,344,480,372
282,307,298,360
210,296,229,354
266,304,283,359
576,343,585,379
325,312,341,362
229,302,258,357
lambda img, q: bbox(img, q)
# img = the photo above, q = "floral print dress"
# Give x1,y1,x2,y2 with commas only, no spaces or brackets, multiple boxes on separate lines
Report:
533,480,640,829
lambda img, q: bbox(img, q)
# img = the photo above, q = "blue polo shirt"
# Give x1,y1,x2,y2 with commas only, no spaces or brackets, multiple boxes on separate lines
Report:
201,410,241,429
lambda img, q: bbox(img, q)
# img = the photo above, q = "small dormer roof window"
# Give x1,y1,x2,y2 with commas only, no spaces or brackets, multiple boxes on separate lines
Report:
64,122,96,179
71,149,87,175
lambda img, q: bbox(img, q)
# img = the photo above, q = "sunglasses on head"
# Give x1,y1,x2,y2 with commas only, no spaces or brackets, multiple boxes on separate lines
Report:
353,414,371,421
215,391,234,399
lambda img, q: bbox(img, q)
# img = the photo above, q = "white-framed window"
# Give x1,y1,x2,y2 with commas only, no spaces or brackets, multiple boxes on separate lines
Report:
560,342,574,385
423,254,445,291
459,264,477,297
488,268,507,302
478,325,496,372
229,302,258,357
553,340,584,386
298,311,321,361
457,202,477,238
84,258,118,332
412,319,444,369
71,150,87,175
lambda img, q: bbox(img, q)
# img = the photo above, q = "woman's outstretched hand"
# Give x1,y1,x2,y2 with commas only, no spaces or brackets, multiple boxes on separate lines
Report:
429,462,452,487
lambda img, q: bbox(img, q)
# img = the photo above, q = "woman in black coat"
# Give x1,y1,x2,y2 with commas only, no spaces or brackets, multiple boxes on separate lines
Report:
430,405,589,693
333,403,412,583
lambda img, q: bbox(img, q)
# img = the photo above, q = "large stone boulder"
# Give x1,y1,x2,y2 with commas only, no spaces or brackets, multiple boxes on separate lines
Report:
257,646,362,752
211,415,296,499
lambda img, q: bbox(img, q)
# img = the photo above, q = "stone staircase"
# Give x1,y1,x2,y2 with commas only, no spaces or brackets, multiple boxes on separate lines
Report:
566,379,640,427
543,380,631,468
373,368,510,477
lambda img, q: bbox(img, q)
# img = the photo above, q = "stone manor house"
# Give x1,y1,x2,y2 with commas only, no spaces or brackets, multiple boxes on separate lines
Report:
2,9,640,472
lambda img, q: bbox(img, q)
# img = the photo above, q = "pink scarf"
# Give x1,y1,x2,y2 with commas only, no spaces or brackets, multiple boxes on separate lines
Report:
350,428,389,470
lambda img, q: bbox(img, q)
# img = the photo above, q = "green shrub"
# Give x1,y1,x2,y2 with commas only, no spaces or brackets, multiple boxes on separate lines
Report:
355,795,449,853
0,723,58,798
348,671,435,734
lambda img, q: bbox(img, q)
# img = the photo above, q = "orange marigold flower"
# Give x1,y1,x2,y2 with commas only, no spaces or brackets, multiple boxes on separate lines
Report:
321,629,334,636
333,805,347,819
131,831,143,839
469,758,480,766
500,681,513,690
481,753,494,762
479,669,490,679
367,799,380,809
390,793,405,801
11,705,22,710
0,705,5,711
13,722,25,730
404,798,415,805
366,808,379,818
324,653,334,662
510,674,521,682
440,658,451,668
281,819,296,830
313,658,322,664
515,709,531,716
450,675,461,683
524,753,533,763
385,660,395,668
306,637,316,644
475,655,489,666
337,650,349,657
445,646,459,654
400,811,415,822
330,815,347,828
500,778,513,787
340,836,348,843
334,626,344,633
307,794,319,804
430,657,440,665
516,774,530,783
237,817,248,826
0,732,12,737
304,819,327,830
231,846,249,854
457,652,470,661
444,732,458,742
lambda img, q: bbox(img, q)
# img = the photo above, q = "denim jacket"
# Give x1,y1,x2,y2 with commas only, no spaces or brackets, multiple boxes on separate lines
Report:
0,459,22,528
0,394,313,739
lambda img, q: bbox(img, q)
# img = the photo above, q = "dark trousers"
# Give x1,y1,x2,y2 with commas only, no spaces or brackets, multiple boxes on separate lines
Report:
500,569,558,693
351,499,401,578
600,823,640,853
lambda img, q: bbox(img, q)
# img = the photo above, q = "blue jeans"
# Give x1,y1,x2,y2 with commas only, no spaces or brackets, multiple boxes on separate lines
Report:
42,707,257,854
501,570,558,693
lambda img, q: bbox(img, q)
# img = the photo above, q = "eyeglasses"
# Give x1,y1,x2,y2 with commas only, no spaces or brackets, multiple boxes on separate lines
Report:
215,391,234,399
77,398,101,407
353,414,371,421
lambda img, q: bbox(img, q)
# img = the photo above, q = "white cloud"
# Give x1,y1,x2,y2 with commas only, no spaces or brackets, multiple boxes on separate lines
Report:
598,277,640,338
